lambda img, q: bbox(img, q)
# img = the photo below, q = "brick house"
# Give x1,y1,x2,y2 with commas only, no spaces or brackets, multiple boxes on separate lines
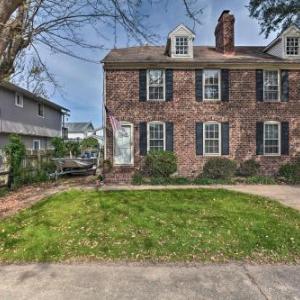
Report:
102,10,300,183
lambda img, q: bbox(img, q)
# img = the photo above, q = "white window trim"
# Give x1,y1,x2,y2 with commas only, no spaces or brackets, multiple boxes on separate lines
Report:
263,69,281,102
147,121,166,152
263,121,281,156
38,103,45,118
32,140,41,151
113,121,134,166
15,93,23,108
146,69,166,101
174,36,189,56
285,36,300,57
203,122,221,156
203,70,221,101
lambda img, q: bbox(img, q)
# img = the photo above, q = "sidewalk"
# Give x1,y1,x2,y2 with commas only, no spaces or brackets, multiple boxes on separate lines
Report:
0,263,299,299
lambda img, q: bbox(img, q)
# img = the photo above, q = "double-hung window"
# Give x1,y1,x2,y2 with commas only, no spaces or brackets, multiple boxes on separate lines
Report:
175,36,189,55
147,70,165,101
203,70,220,101
33,140,40,151
204,122,221,155
147,122,165,152
263,70,280,101
286,37,299,56
264,122,280,155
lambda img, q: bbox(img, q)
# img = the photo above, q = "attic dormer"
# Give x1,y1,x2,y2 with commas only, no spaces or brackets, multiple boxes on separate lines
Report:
165,24,195,58
264,25,300,59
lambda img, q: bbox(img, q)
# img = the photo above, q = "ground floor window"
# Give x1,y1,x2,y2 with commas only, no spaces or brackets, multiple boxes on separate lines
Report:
114,123,133,165
147,122,165,152
264,122,280,155
204,122,221,155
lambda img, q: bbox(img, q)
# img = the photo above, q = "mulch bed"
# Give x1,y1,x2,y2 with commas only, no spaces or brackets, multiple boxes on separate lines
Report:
0,176,96,219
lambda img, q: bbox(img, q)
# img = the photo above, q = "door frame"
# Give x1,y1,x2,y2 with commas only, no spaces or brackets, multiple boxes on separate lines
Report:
113,121,134,166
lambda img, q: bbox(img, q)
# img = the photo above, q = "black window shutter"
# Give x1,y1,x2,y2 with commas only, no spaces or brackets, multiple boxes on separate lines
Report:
281,121,289,155
281,70,289,102
139,122,147,155
256,70,263,102
139,70,147,102
165,69,173,101
221,122,229,155
221,69,229,102
166,122,174,151
256,122,264,155
195,122,203,155
195,69,203,102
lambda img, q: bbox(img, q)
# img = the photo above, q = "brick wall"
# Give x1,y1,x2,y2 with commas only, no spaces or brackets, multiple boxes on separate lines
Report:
105,69,300,183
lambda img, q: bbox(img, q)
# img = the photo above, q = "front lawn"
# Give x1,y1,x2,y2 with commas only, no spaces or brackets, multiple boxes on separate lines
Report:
0,189,299,263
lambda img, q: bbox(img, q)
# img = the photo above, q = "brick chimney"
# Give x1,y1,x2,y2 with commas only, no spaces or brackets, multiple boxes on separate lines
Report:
215,10,235,54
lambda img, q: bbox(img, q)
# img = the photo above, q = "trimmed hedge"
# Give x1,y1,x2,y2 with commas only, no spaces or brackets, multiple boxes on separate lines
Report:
239,159,260,177
279,160,300,184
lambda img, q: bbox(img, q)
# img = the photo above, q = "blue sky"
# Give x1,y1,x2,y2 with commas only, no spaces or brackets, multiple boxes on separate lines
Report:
40,0,278,128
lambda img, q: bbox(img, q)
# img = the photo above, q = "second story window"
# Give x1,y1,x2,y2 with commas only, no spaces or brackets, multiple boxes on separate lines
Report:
286,37,299,56
147,122,165,152
175,36,188,55
15,93,23,107
263,70,279,101
203,70,220,101
38,103,44,117
147,70,165,101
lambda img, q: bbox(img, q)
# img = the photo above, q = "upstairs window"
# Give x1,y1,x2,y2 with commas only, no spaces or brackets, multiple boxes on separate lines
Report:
175,36,189,55
38,103,44,117
147,122,165,152
33,140,41,151
286,37,299,55
204,122,221,156
203,70,220,101
147,70,165,101
263,70,280,101
15,93,23,107
264,122,280,155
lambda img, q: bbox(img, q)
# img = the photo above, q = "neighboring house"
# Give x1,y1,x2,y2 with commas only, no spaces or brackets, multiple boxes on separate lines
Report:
102,10,300,183
0,82,69,150
66,122,95,140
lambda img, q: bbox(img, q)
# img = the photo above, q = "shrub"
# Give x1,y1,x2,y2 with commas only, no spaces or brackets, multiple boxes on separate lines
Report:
202,158,237,179
143,151,177,178
51,137,66,157
278,161,300,184
132,171,144,185
239,159,260,177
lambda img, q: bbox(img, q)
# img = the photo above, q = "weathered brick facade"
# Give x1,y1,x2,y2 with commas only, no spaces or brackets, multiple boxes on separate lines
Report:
104,68,300,183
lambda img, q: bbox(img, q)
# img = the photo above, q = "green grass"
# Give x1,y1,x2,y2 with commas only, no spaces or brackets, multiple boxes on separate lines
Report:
0,189,299,263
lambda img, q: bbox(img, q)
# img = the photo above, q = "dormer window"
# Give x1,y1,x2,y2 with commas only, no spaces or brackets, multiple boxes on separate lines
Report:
175,36,189,55
286,37,299,55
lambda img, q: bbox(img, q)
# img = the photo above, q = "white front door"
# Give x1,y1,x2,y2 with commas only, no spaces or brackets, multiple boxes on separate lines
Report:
114,124,133,165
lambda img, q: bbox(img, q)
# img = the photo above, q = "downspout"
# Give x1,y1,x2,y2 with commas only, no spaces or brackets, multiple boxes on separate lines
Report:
102,63,107,160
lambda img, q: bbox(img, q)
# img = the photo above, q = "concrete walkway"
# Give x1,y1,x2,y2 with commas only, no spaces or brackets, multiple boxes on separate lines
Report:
0,263,299,299
103,184,300,211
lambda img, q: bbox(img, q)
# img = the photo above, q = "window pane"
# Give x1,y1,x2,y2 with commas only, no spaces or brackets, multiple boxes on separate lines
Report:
204,123,220,154
148,70,165,100
175,36,188,55
204,70,220,100
264,123,279,154
286,37,299,55
264,70,279,101
149,123,164,152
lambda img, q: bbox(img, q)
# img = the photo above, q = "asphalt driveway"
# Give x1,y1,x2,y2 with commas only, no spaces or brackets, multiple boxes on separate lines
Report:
0,263,299,299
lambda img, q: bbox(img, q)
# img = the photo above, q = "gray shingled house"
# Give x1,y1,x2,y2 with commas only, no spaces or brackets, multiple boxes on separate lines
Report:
0,82,69,150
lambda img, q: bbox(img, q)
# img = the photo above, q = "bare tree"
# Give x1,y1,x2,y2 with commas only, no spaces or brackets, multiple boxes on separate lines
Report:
0,0,203,90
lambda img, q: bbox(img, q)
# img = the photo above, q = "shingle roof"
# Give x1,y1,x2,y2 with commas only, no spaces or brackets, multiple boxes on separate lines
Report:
102,45,293,64
66,122,94,133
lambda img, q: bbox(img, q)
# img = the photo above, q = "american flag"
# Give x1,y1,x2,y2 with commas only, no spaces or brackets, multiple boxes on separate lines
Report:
105,106,128,137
